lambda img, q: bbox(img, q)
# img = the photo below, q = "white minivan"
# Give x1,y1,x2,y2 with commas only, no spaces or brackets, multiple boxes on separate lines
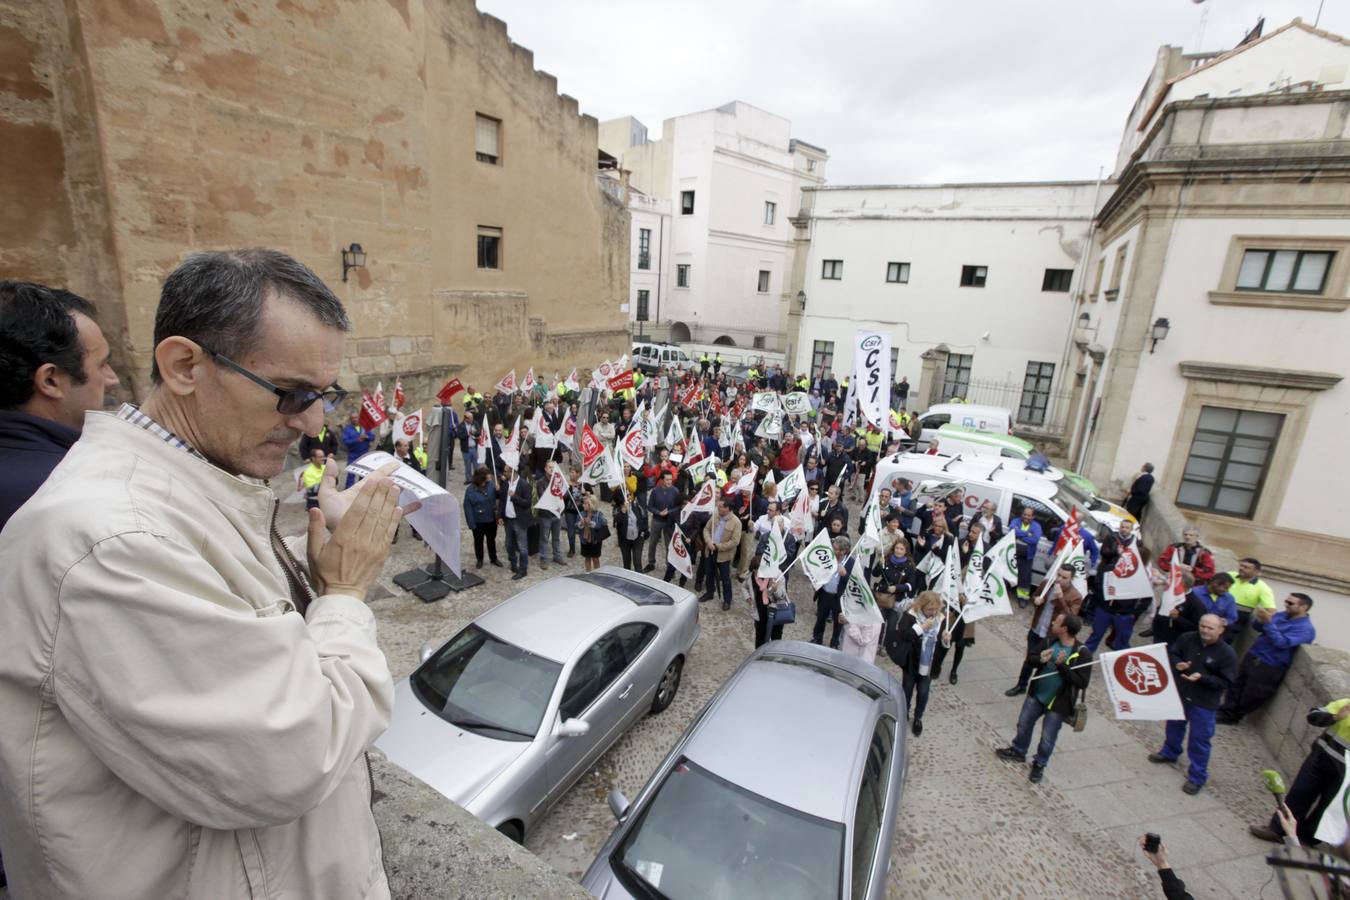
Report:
913,404,1014,450
873,453,1127,576
632,342,695,374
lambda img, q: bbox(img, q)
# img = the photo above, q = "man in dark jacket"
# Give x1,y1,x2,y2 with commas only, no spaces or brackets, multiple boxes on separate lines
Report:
645,470,681,572
1124,462,1154,519
500,464,535,580
298,420,338,461
0,282,120,531
996,613,1091,784
1149,614,1237,794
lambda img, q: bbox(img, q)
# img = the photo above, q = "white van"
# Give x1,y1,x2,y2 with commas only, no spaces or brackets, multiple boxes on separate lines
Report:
632,342,695,374
913,404,1013,449
873,453,1128,576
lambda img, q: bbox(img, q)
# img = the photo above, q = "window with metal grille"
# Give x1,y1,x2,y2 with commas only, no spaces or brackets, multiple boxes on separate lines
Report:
1018,361,1055,426
475,114,500,164
764,201,776,225
680,191,695,215
753,335,766,349
821,259,843,280
636,290,650,321
886,262,910,284
1042,269,1072,292
960,266,987,288
477,226,501,270
757,270,770,293
812,340,834,375
1177,407,1283,518
676,264,690,288
638,229,651,270
1235,249,1333,294
941,353,972,399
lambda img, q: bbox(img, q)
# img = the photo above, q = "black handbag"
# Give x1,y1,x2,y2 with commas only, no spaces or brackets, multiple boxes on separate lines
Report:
771,601,796,626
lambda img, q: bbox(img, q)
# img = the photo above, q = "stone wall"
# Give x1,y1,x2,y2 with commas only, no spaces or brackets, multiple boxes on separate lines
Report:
0,0,629,415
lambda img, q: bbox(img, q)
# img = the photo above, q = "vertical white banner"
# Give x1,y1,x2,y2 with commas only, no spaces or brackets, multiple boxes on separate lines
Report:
851,330,892,428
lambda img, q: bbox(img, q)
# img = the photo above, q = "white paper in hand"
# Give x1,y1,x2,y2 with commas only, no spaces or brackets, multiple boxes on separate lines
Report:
344,450,463,576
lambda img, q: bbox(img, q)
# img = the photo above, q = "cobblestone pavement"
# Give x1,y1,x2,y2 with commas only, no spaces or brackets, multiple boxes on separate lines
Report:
281,495,1285,899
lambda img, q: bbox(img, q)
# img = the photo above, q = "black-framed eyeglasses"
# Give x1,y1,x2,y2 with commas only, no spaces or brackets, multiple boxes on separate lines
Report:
202,347,347,415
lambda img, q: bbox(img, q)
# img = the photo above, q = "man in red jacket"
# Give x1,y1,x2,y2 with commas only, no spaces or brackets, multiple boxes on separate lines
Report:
775,433,802,478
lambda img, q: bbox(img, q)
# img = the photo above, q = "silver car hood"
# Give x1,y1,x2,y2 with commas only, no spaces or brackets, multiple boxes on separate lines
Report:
374,679,530,809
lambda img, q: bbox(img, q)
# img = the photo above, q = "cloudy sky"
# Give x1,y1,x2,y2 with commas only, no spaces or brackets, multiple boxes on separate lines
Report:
476,0,1350,185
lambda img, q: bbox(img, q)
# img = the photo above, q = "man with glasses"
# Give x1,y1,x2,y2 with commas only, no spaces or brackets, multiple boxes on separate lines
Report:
0,249,411,899
1218,593,1316,725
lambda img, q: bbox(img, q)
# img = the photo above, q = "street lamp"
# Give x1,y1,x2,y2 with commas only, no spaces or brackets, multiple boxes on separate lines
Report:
1149,317,1171,353
341,243,367,282
797,290,807,311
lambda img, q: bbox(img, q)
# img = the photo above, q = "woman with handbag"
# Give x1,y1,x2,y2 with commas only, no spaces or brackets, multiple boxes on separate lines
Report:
578,495,609,573
885,590,948,737
613,491,648,572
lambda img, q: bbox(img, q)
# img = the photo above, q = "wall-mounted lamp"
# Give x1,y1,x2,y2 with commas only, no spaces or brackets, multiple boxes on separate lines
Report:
796,290,807,311
341,243,367,283
1149,316,1171,353
1077,312,1091,329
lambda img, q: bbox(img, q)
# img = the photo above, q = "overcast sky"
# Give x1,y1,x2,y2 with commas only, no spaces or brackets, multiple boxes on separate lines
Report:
475,0,1350,185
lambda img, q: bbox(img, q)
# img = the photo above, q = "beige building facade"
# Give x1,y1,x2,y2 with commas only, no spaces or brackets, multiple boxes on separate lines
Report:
1069,22,1350,589
0,0,629,409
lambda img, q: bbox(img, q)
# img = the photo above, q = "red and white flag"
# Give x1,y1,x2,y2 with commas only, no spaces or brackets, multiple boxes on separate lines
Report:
578,424,605,466
502,414,522,470
1160,560,1187,617
495,369,517,394
1099,643,1185,720
682,423,705,468
393,377,406,411
534,466,569,517
530,406,556,449
358,391,387,432
1053,508,1082,555
668,530,694,579
523,367,536,391
393,408,423,442
436,377,465,405
608,370,635,392
599,360,614,379
1104,542,1153,601
558,410,577,448
680,480,717,524
374,381,387,412
620,425,646,469
564,368,580,393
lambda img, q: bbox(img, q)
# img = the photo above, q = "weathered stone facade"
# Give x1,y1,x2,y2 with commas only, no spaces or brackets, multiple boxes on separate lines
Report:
1,0,629,409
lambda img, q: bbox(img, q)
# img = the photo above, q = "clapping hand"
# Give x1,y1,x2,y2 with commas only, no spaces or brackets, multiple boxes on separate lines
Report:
1039,648,1053,663
1182,672,1201,682
1175,661,1191,672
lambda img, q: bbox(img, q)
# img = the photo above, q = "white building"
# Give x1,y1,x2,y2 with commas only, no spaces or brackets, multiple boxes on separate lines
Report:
789,181,1102,429
599,102,827,354
1069,19,1350,590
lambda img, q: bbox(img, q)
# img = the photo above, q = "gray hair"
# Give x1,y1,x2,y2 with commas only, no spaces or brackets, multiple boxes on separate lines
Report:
151,249,350,383
831,536,851,553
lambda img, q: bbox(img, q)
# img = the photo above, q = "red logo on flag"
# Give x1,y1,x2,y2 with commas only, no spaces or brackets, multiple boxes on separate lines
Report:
1113,547,1140,579
358,391,387,431
393,377,406,411
436,378,465,405
608,370,635,392
549,469,566,499
1054,508,1082,554
623,427,645,461
578,425,604,466
1112,652,1169,696
398,412,422,439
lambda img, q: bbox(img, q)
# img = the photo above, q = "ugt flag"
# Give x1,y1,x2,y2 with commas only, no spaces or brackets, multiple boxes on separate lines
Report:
1099,643,1184,720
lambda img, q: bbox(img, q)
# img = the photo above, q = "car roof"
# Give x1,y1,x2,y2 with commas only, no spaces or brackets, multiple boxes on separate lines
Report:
923,403,1011,419
937,424,1033,451
476,566,680,663
877,453,1061,499
681,643,894,823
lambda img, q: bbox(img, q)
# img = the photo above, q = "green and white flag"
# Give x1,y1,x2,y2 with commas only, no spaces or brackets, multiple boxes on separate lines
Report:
757,523,789,579
962,572,1014,624
860,494,883,549
782,392,811,416
962,539,987,599
1038,537,1089,600
798,527,838,590
778,465,807,503
841,567,885,626
986,531,1020,585
940,539,963,611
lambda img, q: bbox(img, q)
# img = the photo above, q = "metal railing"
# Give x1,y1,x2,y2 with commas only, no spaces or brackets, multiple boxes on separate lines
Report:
941,376,1075,434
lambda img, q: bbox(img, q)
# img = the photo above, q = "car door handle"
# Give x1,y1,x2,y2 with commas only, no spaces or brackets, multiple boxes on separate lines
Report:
619,684,633,700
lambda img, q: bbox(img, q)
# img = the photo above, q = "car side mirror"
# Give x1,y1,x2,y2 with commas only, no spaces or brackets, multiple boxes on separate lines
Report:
558,717,591,738
419,640,439,664
607,788,630,821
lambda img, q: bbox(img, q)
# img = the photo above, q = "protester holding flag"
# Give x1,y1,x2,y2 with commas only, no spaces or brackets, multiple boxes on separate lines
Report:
499,463,535,581
1168,573,1238,640
1006,566,1084,697
534,460,566,570
563,464,587,558
578,495,609,573
810,538,853,649
1086,520,1151,652
914,512,955,583
995,613,1092,784
612,490,648,573
885,591,947,737
1217,592,1316,725
463,466,502,570
871,538,923,608
701,497,743,609
645,470,681,573
1149,614,1237,795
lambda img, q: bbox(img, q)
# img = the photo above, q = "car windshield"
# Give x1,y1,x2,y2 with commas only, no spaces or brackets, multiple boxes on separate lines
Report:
614,759,844,900
410,625,562,741
1053,477,1107,515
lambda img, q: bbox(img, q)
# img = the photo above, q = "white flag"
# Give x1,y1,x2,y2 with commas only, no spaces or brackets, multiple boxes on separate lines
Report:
861,494,883,549
580,445,616,486
850,330,892,428
609,439,626,489
778,465,807,503
939,539,963,611
664,416,683,450
735,463,758,494
667,529,694,579
1099,643,1185,720
782,392,811,416
564,367,580,393
788,487,813,539
962,539,987,599
798,527,838,590
763,468,776,490
533,466,569,516
558,410,577,449
501,414,522,471
757,524,789,579
751,392,782,413
1038,538,1088,600
529,407,556,449
1315,750,1350,846
1103,543,1153,601
1160,562,1187,617
962,572,1014,624
686,454,718,484
917,548,946,583
680,480,717,524
755,409,783,440
841,568,885,626
985,531,1020,585
393,408,424,443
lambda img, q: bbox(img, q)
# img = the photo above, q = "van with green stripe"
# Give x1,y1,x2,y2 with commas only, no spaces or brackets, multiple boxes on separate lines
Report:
936,424,1100,496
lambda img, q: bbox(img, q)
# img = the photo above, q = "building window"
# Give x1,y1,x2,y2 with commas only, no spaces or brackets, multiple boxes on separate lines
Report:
821,259,843,280
1042,268,1073,292
807,159,817,172
811,340,834,375
757,270,770,293
635,289,650,321
676,264,690,288
763,201,776,225
1235,249,1333,294
886,262,910,284
753,335,766,349
941,353,973,399
1106,244,1128,301
477,226,501,270
474,114,501,165
1018,361,1055,426
1177,406,1284,518
681,191,695,215
960,265,987,288
889,348,900,378
1090,257,1105,300
638,228,651,270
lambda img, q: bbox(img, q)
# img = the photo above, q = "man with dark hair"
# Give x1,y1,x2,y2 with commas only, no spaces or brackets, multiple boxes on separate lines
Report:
1218,593,1315,725
1150,613,1237,794
0,249,409,899
0,281,120,529
1124,461,1154,519
1006,565,1083,697
996,612,1092,783
1228,557,1277,636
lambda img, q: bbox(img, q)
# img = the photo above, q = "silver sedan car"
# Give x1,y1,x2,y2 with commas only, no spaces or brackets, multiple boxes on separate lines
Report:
582,641,907,900
375,566,700,843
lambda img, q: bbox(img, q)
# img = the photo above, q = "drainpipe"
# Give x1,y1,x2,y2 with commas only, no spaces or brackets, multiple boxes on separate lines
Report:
1073,351,1098,473
1052,167,1105,438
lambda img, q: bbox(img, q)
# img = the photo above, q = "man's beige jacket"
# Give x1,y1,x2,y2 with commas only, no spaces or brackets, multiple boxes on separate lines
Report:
0,413,394,898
